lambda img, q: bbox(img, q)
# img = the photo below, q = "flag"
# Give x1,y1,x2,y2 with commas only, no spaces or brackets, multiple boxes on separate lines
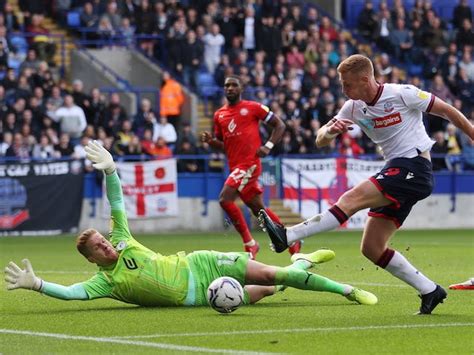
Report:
108,159,178,218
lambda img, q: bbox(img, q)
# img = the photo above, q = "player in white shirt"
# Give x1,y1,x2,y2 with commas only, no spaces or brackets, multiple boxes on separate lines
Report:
259,54,474,315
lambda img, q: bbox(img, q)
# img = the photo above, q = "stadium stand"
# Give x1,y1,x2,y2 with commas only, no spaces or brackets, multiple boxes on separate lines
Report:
0,0,472,173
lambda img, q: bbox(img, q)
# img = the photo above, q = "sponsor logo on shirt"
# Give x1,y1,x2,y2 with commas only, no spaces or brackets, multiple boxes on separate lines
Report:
228,118,236,133
417,90,430,100
384,101,394,113
373,112,402,128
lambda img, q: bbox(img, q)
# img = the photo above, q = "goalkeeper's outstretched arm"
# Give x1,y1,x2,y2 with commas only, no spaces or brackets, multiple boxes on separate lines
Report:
4,259,90,300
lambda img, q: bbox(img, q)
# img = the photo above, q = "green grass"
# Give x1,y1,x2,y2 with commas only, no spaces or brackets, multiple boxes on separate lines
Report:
1,230,473,354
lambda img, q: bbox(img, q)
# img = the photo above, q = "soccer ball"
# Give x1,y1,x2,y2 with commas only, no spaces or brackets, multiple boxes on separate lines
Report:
207,276,244,314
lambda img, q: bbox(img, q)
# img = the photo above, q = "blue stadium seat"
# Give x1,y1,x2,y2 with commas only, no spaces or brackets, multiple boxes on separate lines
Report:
67,11,81,28
197,72,220,98
8,34,28,56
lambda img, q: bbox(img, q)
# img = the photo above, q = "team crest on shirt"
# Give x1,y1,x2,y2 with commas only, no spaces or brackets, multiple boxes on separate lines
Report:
228,118,236,133
240,108,249,116
116,240,127,251
384,101,394,113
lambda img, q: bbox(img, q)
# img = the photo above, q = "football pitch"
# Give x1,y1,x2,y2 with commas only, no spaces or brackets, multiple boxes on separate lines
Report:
1,229,473,354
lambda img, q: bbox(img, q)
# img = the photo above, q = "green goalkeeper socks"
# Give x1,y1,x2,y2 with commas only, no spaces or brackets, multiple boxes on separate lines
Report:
275,267,348,295
274,260,311,292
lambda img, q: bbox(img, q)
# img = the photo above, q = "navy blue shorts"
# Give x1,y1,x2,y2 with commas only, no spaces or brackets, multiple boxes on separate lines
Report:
368,156,433,227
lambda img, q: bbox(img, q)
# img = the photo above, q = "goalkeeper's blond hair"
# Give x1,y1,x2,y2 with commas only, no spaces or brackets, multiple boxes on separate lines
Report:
76,228,97,257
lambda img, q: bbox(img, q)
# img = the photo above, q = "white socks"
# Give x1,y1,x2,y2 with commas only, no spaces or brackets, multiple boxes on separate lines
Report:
287,210,341,244
385,250,436,295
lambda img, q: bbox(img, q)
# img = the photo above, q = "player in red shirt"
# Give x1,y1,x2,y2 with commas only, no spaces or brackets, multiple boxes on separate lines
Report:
201,75,301,259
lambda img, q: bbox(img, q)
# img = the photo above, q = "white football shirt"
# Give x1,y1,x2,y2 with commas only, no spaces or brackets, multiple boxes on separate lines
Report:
335,83,436,160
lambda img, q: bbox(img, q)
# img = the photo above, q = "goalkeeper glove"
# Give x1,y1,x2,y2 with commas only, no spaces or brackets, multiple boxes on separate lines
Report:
84,140,116,174
4,259,42,291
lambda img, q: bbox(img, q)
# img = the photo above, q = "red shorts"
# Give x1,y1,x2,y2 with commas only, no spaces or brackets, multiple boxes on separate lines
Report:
224,164,263,203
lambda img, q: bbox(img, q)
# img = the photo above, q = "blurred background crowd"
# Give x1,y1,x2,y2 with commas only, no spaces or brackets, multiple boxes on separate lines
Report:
0,0,473,172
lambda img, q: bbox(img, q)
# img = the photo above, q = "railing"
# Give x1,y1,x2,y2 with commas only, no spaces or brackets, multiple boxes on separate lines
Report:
1,154,472,218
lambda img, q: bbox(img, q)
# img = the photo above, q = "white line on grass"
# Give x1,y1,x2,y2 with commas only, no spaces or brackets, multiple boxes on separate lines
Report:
0,329,276,355
36,271,94,274
110,323,474,339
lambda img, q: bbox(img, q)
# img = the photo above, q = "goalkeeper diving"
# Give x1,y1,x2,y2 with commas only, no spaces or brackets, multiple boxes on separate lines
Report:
4,141,378,307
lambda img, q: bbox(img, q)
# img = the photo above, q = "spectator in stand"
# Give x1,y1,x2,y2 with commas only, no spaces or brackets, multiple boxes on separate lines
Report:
319,16,339,42
122,135,144,160
80,2,99,32
0,41,7,72
177,121,198,148
374,8,393,54
178,29,203,91
46,86,64,116
203,23,225,74
3,112,19,136
119,0,137,24
153,115,177,148
71,79,91,118
132,97,155,137
459,49,474,81
3,3,20,32
88,87,106,129
217,6,237,53
6,132,30,159
100,1,122,30
135,0,156,57
97,16,115,42
456,18,474,50
357,0,378,41
390,18,413,63
26,14,55,64
119,17,135,47
452,0,472,30
112,119,134,156
31,133,56,159
460,117,474,170
176,138,200,173
338,133,365,157
242,6,256,58
50,95,87,146
0,131,12,156
103,93,128,136
431,131,449,170
153,1,169,36
54,132,74,157
149,136,173,158
446,123,462,156
159,71,184,130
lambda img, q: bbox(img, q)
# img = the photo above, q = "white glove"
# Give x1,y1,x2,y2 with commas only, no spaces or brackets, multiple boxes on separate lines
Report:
4,259,42,291
84,140,116,174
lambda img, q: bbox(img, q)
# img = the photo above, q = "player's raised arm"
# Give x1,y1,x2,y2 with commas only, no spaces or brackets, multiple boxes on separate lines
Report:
4,259,89,300
85,140,132,242
428,97,474,140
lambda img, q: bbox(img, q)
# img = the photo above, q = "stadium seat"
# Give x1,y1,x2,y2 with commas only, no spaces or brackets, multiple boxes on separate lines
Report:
67,11,81,28
8,34,28,56
197,72,220,98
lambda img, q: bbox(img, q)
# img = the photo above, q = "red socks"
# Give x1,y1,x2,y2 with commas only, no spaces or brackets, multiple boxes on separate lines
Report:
220,201,253,243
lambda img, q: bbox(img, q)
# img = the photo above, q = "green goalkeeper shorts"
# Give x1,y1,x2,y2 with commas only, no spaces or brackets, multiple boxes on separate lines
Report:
185,250,250,306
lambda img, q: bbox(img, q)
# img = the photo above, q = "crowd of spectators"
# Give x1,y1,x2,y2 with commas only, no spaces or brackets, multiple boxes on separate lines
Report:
0,0,473,172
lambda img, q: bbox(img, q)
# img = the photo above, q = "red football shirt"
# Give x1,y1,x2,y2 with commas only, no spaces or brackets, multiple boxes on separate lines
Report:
213,100,273,170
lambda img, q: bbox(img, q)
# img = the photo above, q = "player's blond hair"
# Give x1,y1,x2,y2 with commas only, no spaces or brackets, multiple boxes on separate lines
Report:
76,228,97,257
337,54,374,76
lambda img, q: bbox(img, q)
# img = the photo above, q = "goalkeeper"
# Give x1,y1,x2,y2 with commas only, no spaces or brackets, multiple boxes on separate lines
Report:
4,141,378,307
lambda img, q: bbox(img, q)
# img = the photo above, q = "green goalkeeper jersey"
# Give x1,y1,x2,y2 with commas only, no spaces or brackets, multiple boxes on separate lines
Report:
81,172,191,306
